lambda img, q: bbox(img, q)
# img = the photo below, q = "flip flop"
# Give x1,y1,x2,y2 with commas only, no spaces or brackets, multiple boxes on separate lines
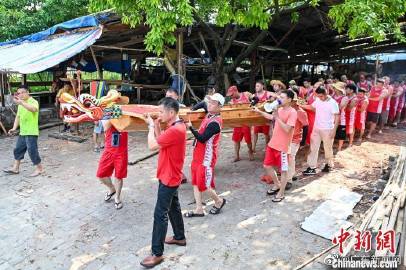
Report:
267,188,280,195
272,196,285,203
209,199,226,215
184,211,205,218
104,191,116,202
3,169,19,175
115,201,123,210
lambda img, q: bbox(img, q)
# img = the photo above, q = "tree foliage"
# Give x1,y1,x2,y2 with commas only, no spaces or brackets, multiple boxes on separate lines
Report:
0,0,89,42
329,0,406,42
90,0,406,55
90,0,321,55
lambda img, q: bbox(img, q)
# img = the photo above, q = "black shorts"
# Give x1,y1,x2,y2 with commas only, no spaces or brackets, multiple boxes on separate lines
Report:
367,112,380,123
335,125,346,140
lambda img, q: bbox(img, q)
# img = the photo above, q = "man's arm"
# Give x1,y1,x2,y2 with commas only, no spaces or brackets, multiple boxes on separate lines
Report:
189,122,220,143
275,117,294,133
252,107,275,120
146,115,160,151
15,99,38,112
330,114,339,138
9,115,20,134
298,103,315,111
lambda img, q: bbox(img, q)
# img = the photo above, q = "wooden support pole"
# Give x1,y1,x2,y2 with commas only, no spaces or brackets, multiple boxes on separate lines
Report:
22,74,27,85
198,31,212,61
190,41,205,61
90,46,103,80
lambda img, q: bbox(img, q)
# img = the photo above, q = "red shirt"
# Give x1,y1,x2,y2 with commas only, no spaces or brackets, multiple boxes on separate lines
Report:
292,107,309,144
231,92,250,104
367,86,385,113
156,121,187,187
104,126,128,153
255,91,271,102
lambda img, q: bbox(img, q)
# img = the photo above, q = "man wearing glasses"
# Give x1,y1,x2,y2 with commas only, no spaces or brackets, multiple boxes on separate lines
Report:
3,85,44,177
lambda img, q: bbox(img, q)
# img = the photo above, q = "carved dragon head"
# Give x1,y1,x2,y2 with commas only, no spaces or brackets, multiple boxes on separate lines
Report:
59,90,127,123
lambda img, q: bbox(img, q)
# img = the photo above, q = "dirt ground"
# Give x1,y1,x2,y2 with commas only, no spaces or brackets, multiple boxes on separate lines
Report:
0,123,405,270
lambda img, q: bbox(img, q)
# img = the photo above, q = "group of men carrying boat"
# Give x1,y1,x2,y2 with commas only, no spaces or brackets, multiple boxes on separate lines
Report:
4,73,406,268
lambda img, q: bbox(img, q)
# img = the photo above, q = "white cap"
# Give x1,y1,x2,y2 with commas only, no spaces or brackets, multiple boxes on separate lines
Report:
208,93,225,106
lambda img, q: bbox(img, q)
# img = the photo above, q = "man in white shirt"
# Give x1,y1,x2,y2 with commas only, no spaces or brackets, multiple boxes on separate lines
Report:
299,86,339,175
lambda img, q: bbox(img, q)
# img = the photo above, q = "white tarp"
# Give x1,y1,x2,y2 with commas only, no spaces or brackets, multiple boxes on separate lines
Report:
0,27,102,74
301,188,362,240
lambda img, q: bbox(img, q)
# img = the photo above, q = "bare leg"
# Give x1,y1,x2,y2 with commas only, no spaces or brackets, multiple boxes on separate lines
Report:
0,121,7,135
114,178,123,203
193,186,204,214
265,135,270,144
233,142,241,162
31,163,44,176
99,177,116,194
366,122,376,138
264,165,279,190
348,133,354,147
357,129,364,143
247,143,254,161
206,188,224,208
338,140,344,151
276,171,288,199
253,133,259,153
93,133,99,148
10,160,21,173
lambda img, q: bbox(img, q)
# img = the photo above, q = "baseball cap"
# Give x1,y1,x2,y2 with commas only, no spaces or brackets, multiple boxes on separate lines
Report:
289,80,296,85
226,85,238,97
208,93,225,106
377,78,385,83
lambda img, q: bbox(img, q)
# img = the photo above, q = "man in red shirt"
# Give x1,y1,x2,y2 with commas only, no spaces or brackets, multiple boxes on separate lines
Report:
184,93,226,217
226,85,254,161
253,90,297,202
252,81,272,153
366,78,388,139
140,97,187,268
96,120,128,210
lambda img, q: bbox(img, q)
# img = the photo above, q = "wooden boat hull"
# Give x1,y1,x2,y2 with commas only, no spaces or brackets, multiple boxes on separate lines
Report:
112,103,269,132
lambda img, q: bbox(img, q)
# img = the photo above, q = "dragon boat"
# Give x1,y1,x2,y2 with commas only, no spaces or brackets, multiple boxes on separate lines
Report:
59,90,269,131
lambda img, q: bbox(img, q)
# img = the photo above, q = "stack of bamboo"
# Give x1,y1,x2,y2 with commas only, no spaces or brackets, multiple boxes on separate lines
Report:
342,146,406,261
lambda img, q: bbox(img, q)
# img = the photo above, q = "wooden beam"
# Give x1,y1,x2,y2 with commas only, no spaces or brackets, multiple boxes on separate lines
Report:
92,45,146,52
90,46,103,80
198,31,212,61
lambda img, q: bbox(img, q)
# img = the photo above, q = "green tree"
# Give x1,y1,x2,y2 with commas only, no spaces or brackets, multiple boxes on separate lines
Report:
0,0,90,42
329,0,406,42
90,0,405,91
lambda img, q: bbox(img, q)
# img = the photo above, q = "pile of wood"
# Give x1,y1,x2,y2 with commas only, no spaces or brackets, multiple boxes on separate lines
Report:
342,146,406,261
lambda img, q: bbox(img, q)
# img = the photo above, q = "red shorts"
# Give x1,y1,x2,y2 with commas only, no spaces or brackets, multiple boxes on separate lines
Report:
263,146,289,171
232,126,252,144
191,161,215,192
254,125,270,135
96,151,128,179
355,111,366,130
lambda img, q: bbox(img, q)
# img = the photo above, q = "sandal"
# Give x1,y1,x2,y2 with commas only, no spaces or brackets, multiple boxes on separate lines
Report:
3,169,19,175
104,191,116,202
115,201,123,210
267,188,280,196
209,199,226,215
184,211,205,218
272,196,285,203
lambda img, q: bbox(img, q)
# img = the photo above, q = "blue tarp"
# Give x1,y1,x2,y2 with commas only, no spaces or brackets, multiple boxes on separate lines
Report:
79,59,132,74
0,12,111,46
